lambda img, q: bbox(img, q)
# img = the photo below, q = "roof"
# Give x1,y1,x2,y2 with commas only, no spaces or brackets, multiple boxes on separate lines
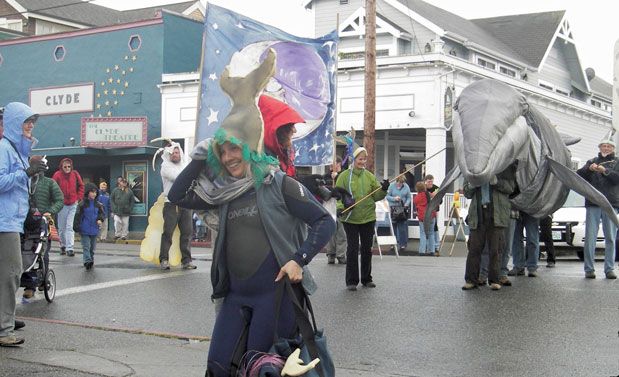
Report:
589,76,612,99
472,11,565,67
391,0,527,67
8,0,196,27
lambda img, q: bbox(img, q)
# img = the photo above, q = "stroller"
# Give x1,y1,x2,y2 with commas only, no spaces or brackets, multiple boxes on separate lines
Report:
20,209,56,303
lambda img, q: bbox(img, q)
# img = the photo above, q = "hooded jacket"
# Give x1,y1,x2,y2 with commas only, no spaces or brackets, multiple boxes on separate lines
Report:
74,183,105,236
335,167,386,224
259,95,304,177
52,157,85,205
0,102,36,232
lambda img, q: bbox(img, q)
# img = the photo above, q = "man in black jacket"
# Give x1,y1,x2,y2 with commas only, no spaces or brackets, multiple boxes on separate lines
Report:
576,138,619,279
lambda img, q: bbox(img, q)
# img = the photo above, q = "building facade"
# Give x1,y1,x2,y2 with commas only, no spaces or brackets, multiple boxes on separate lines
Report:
0,11,203,232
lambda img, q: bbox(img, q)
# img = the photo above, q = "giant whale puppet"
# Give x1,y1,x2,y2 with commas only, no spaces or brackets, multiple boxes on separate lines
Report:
424,79,619,228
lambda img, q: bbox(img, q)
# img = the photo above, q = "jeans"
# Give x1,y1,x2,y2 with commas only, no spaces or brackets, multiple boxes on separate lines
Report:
81,235,97,264
393,220,409,249
58,203,77,251
343,221,375,286
512,213,539,272
419,218,435,254
583,206,617,274
434,225,440,251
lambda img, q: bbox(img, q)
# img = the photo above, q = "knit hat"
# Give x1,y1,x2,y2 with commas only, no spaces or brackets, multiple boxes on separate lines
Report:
353,147,367,159
206,49,279,185
599,130,616,148
599,139,616,148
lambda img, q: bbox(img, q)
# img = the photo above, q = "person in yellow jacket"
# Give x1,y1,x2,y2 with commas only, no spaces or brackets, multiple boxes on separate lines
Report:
336,147,389,291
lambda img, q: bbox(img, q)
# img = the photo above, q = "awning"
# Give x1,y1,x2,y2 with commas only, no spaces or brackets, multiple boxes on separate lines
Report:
31,146,160,157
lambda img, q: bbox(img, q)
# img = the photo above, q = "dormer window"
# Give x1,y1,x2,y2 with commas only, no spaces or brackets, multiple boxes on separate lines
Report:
477,58,496,70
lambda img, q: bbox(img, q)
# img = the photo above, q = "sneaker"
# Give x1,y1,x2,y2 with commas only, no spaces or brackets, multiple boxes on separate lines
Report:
498,276,512,286
461,282,477,290
336,257,347,264
327,255,335,264
489,283,501,290
160,260,170,270
14,320,25,330
507,268,525,276
60,247,66,255
182,262,197,270
606,271,617,279
22,289,35,299
477,278,487,286
346,285,357,291
363,282,376,288
0,335,24,347
546,261,555,268
585,271,596,279
67,250,75,257
121,237,127,241
528,270,538,277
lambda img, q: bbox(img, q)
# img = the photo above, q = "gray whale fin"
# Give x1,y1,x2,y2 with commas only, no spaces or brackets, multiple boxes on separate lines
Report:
546,157,619,226
559,133,581,146
423,165,461,233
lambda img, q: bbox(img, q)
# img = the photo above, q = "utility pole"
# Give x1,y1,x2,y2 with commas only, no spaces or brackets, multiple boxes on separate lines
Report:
363,0,376,172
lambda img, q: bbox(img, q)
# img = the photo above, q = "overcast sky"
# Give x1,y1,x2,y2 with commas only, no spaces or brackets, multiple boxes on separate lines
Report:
91,0,619,83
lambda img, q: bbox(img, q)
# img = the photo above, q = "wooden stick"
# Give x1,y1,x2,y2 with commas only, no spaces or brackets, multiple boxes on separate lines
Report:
341,147,446,214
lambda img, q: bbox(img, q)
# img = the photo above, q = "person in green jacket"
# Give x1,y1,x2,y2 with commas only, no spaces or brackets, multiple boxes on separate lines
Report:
22,168,64,299
110,178,134,240
462,164,516,291
336,147,389,291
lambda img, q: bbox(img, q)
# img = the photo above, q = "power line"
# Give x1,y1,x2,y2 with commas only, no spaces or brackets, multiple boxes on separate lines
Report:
0,0,98,19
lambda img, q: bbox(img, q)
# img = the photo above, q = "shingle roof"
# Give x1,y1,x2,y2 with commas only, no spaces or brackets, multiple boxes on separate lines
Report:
394,0,527,66
589,76,612,99
472,11,565,67
9,0,195,27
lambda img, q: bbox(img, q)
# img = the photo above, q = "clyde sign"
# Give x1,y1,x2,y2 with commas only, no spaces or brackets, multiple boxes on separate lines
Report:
30,83,94,115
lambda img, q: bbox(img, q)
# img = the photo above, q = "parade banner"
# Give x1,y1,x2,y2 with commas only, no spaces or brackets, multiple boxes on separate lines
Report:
197,4,338,166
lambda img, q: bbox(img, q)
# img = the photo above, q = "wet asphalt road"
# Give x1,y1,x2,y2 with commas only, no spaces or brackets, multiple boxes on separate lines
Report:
1,242,618,377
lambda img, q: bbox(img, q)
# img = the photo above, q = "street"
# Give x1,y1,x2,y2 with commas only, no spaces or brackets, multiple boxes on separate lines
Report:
1,241,618,377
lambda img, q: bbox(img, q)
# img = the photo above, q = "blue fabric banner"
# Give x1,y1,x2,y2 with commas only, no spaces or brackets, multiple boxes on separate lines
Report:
197,4,338,166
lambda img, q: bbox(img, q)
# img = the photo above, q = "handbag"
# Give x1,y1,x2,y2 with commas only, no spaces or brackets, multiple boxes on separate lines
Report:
266,278,335,377
390,202,408,222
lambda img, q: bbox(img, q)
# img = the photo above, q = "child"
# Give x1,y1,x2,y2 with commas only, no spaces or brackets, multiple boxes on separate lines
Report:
413,181,436,255
74,183,105,270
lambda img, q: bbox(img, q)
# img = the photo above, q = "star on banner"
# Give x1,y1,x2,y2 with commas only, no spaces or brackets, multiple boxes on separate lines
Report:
207,108,219,126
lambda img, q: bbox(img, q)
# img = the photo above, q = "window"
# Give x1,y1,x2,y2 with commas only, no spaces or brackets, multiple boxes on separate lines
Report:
591,99,602,108
340,51,365,60
555,88,569,96
128,35,142,52
54,46,65,62
539,82,553,91
499,66,516,77
477,58,496,70
339,0,349,4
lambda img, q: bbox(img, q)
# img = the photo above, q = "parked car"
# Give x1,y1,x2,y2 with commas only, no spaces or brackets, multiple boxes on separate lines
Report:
551,191,619,261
